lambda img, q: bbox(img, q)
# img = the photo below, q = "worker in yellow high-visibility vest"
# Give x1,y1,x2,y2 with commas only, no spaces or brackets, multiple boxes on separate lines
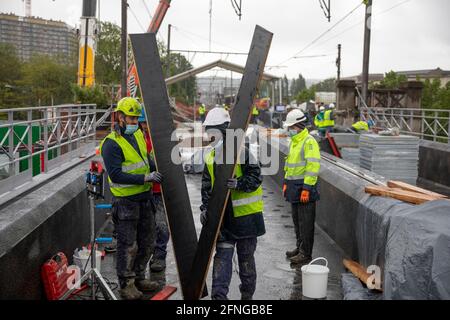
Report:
99,97,163,300
200,107,265,300
251,105,259,124
198,104,206,123
322,103,336,134
282,109,321,265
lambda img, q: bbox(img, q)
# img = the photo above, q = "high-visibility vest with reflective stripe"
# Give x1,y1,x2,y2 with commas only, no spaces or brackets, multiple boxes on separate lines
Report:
352,121,369,132
284,128,321,187
323,110,335,127
205,149,263,218
99,130,151,197
198,106,206,115
252,106,259,115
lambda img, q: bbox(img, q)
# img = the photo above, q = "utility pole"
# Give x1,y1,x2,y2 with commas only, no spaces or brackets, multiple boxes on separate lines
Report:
121,0,128,98
361,0,372,105
337,44,341,82
167,24,171,78
209,0,212,51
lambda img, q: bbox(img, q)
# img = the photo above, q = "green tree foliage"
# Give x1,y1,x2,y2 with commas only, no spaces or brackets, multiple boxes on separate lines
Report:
71,84,108,109
295,78,336,103
373,71,407,89
296,87,316,103
95,21,122,85
22,55,76,106
0,43,24,108
290,74,306,97
422,78,450,110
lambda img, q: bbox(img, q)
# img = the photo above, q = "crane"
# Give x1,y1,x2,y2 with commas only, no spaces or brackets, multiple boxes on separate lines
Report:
126,0,172,97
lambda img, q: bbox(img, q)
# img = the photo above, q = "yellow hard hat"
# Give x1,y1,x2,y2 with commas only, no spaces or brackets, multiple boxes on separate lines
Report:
115,97,142,117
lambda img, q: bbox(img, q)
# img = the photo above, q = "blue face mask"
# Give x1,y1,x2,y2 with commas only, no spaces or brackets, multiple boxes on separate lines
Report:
288,129,298,137
124,124,138,135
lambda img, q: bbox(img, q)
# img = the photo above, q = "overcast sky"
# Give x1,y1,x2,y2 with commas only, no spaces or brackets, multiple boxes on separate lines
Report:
1,0,449,80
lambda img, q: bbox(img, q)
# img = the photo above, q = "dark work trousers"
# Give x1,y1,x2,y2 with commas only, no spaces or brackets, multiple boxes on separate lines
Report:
291,202,316,258
152,193,170,262
211,237,257,300
112,197,155,288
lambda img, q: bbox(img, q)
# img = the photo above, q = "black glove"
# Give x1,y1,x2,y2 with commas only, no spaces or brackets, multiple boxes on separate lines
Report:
227,178,238,190
200,210,208,226
144,172,163,183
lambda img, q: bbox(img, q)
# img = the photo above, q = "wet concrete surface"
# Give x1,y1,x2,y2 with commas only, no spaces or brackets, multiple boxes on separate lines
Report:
84,174,345,300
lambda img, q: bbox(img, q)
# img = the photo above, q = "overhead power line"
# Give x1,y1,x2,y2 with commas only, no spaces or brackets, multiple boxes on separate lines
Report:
275,2,364,67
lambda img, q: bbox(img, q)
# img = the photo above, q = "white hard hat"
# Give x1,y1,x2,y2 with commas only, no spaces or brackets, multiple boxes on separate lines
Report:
283,109,307,128
329,103,335,109
319,106,325,111
203,107,231,126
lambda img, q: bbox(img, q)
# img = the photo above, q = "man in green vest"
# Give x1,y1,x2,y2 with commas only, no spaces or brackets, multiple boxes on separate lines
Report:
198,104,206,123
200,107,265,300
283,109,321,265
314,106,326,132
350,120,373,133
322,103,335,134
100,97,163,300
251,105,259,124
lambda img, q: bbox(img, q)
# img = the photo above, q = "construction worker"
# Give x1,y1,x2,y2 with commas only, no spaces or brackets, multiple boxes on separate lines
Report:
224,104,230,111
137,109,169,273
198,104,206,123
251,105,259,124
350,119,373,133
314,106,325,131
200,107,265,300
283,109,321,265
322,103,336,134
100,97,163,300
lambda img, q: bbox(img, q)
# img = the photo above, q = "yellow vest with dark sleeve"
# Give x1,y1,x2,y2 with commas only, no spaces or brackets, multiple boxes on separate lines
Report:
205,149,263,217
284,128,321,187
323,110,335,127
99,129,151,197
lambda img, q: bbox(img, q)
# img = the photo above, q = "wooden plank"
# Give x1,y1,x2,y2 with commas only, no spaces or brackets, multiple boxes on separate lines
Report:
129,33,199,299
365,185,439,204
186,25,273,300
343,259,383,292
150,286,177,300
387,180,447,198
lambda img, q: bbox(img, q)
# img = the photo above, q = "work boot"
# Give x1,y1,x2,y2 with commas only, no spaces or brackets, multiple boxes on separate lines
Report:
119,282,143,300
285,248,299,258
135,279,159,292
290,253,312,265
150,259,166,272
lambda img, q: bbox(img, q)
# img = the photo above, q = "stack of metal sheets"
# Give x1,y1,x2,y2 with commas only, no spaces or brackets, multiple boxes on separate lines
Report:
359,134,419,185
341,147,360,166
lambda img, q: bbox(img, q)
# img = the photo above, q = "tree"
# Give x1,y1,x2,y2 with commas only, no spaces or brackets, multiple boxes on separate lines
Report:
296,87,316,103
314,78,336,92
374,71,407,89
421,78,450,110
22,55,76,106
71,84,108,109
290,74,306,97
0,44,24,108
95,21,122,85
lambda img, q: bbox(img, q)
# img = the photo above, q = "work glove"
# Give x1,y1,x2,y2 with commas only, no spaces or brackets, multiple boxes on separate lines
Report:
300,190,310,203
226,178,238,190
200,210,208,226
144,172,163,183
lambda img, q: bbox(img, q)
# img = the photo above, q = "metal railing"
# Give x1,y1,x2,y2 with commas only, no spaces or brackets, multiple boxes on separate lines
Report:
356,86,450,143
360,107,450,143
0,104,97,186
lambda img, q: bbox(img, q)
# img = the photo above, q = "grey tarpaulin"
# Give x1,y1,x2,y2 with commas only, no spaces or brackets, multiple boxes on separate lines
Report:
341,273,382,300
356,197,450,299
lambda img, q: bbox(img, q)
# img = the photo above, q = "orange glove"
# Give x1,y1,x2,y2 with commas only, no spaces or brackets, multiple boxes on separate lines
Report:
300,190,310,203
282,184,287,196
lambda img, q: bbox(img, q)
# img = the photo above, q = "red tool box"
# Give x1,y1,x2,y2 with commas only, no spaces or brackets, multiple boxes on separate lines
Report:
41,252,72,300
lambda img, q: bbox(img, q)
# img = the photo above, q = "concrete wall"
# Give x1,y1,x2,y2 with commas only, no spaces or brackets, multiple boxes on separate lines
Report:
418,140,450,195
0,158,110,299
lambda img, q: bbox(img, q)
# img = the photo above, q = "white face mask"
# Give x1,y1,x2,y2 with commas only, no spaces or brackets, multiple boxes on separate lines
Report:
288,129,298,137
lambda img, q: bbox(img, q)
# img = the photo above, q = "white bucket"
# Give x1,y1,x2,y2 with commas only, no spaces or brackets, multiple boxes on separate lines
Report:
301,257,329,299
73,248,102,275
